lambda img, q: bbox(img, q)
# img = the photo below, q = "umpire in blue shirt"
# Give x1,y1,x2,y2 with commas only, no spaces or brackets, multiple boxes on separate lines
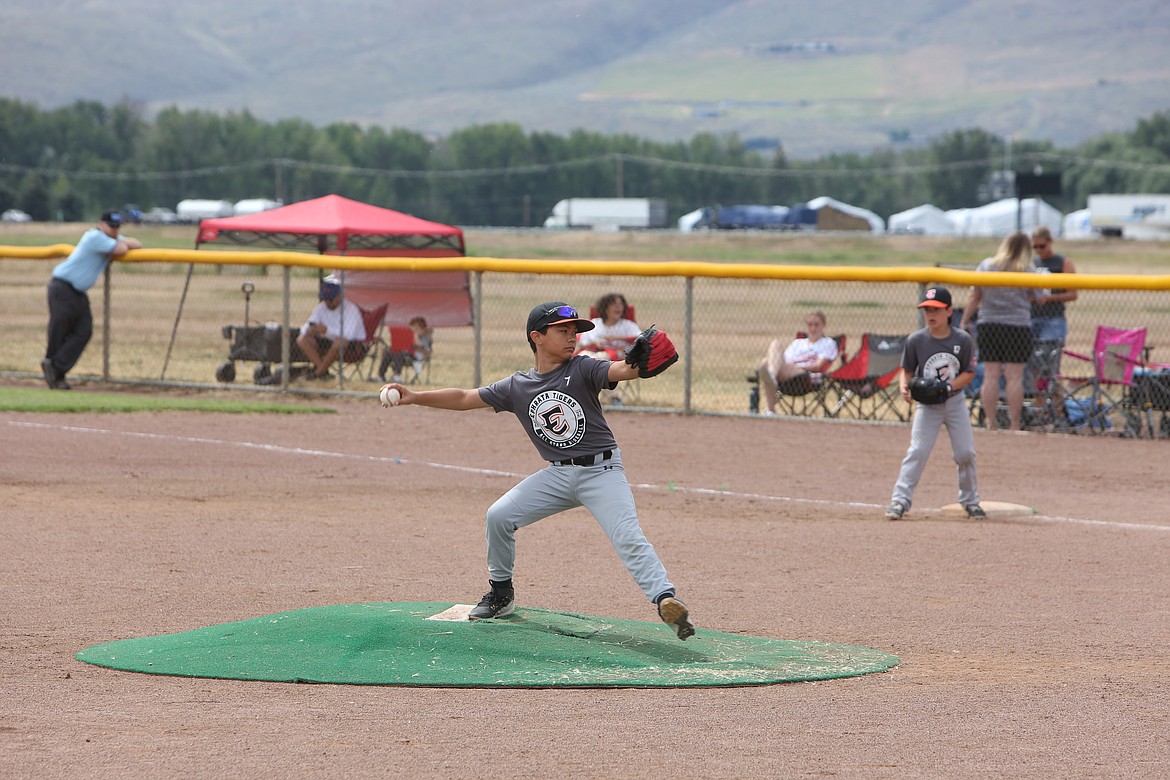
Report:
42,211,143,389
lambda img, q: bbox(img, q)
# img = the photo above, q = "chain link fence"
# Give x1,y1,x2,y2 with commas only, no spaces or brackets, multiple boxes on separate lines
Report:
3,251,1169,435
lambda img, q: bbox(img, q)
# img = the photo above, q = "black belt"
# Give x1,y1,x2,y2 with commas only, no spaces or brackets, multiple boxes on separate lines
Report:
552,450,613,467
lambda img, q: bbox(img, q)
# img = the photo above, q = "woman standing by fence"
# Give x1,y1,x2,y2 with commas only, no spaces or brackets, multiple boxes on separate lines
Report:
960,231,1046,432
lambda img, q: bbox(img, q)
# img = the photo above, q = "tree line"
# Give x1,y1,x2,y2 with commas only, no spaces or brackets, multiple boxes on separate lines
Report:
1,97,1168,226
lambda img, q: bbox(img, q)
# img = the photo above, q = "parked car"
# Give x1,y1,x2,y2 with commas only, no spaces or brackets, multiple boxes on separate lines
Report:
121,204,143,224
2,208,33,222
141,206,180,224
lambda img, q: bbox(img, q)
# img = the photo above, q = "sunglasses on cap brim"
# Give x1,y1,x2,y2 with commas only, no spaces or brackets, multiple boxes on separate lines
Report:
545,305,578,319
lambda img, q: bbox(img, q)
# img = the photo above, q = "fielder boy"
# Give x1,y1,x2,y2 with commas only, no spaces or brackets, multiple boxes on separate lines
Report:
886,286,984,520
378,301,694,640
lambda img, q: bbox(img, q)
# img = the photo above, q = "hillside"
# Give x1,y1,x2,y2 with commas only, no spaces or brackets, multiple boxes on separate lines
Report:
2,0,1169,157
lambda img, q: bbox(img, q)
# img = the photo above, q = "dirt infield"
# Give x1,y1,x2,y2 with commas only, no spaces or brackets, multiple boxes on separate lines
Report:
3,387,1168,778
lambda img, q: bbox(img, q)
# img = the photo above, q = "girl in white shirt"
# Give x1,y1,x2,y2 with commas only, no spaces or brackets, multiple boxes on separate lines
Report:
576,292,641,360
756,310,839,415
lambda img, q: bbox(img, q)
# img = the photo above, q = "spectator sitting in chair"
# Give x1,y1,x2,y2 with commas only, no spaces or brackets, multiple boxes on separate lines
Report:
575,292,641,360
378,315,433,383
296,277,367,380
755,310,839,416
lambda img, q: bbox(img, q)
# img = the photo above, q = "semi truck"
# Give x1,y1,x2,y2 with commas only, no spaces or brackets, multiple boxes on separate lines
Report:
1088,194,1170,239
543,198,667,230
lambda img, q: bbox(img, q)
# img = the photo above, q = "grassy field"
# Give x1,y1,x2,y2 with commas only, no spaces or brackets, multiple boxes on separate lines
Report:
469,229,1170,274
0,385,334,414
4,222,1170,273
4,224,1169,415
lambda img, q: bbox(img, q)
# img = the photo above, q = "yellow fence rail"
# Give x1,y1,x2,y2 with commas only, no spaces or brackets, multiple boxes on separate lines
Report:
4,244,1170,436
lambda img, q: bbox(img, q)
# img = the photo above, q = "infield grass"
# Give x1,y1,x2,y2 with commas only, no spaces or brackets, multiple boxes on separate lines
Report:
0,386,335,414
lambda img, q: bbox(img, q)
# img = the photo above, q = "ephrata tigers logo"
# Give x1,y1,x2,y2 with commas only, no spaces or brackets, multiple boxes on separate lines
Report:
922,351,960,382
529,390,586,448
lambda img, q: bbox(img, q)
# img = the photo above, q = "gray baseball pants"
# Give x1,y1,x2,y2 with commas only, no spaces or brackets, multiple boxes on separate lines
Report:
483,448,674,603
891,393,979,510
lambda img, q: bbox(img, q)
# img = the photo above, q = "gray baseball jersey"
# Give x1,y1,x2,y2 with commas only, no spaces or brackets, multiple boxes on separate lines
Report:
479,355,617,461
901,327,976,391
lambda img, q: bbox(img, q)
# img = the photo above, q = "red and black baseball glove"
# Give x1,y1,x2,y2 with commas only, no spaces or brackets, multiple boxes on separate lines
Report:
624,325,678,378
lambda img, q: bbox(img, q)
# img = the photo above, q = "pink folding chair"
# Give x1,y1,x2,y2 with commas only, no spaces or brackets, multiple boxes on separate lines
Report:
1061,326,1148,435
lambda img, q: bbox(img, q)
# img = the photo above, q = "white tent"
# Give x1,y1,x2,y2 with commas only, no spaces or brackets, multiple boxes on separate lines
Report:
677,207,706,232
1062,208,1094,239
807,196,885,233
946,198,1063,237
887,204,955,235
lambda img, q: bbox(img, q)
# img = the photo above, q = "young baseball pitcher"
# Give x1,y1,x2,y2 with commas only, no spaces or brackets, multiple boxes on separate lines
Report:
886,286,985,520
377,301,695,640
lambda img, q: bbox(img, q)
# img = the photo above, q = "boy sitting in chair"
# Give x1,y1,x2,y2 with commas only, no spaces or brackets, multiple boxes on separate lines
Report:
378,316,433,384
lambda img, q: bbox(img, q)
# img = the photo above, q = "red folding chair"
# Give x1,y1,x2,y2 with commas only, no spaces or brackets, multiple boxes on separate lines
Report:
381,324,432,384
582,303,640,404
341,303,388,381
822,333,909,421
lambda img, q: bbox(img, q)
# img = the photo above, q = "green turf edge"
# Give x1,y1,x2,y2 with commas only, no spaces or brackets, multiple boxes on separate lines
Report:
75,602,900,688
0,386,334,414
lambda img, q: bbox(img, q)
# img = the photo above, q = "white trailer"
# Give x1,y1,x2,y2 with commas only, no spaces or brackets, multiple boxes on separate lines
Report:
176,199,235,223
1088,194,1170,239
543,198,667,231
233,198,281,216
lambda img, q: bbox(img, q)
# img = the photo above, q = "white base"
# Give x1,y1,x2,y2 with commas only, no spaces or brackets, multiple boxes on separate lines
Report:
940,501,1034,518
426,604,475,622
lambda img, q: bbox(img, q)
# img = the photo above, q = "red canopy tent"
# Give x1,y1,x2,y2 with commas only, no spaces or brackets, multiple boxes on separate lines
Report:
196,194,471,327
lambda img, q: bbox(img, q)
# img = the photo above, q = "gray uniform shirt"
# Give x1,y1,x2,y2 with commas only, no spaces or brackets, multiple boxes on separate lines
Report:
902,326,977,395
479,355,617,461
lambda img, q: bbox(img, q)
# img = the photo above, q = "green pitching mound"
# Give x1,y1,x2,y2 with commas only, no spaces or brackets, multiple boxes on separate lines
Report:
76,602,899,688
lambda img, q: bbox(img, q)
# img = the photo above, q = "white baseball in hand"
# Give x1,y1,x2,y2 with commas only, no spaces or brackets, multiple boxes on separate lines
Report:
379,387,401,408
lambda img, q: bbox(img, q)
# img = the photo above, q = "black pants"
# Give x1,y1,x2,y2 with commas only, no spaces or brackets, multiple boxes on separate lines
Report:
378,349,415,378
45,277,93,377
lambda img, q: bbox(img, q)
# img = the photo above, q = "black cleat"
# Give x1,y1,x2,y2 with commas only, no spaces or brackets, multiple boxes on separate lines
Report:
469,586,515,620
964,504,987,519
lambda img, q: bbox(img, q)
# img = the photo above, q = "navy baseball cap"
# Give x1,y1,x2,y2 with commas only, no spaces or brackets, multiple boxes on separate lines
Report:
319,279,342,300
526,302,595,336
100,211,122,227
918,286,953,309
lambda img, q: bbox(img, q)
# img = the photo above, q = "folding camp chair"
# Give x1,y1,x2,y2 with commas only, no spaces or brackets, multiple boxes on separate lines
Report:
1061,326,1159,437
1022,338,1071,431
341,303,388,381
582,303,640,405
381,324,433,384
1130,363,1170,439
822,333,909,421
768,333,846,417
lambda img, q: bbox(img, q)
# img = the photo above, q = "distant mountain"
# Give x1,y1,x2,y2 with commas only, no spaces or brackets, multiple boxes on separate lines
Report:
3,0,1169,157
